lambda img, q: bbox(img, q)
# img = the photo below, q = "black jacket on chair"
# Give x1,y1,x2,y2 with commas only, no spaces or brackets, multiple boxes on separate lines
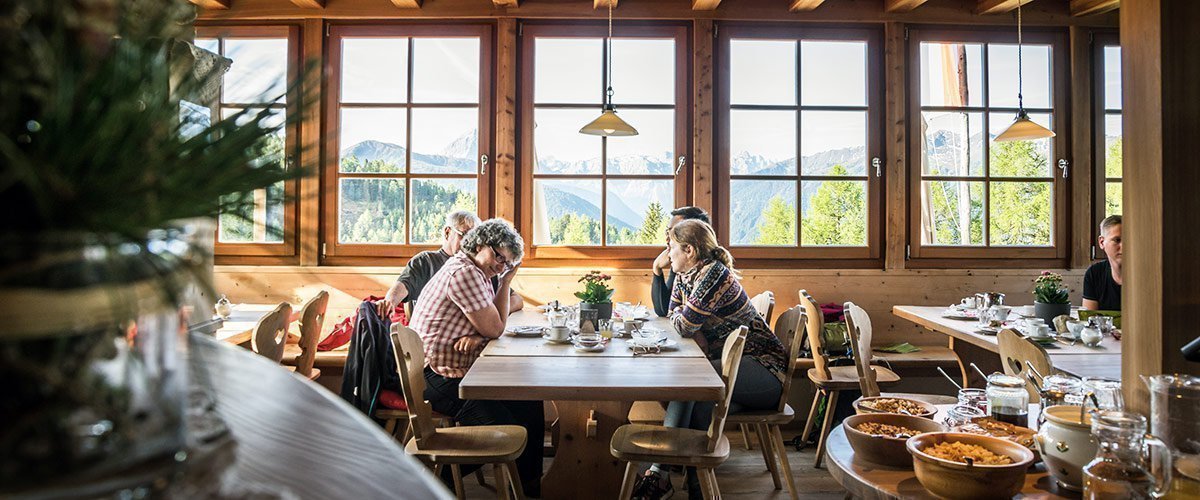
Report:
340,301,402,422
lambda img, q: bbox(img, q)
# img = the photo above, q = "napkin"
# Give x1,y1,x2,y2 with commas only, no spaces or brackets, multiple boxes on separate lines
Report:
875,342,921,354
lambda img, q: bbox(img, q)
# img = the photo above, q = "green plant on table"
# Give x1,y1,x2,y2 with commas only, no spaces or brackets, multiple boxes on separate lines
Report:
574,270,614,304
1033,271,1070,304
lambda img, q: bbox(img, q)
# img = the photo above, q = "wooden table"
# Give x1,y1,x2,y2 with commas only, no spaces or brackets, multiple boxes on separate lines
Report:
212,303,299,345
892,306,1121,381
825,404,1078,500
191,333,451,499
459,310,724,500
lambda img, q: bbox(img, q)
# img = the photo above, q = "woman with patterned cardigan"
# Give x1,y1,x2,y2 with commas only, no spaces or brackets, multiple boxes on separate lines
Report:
632,219,787,500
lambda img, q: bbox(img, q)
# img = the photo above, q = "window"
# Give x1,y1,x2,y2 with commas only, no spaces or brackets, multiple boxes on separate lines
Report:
907,29,1069,262
716,25,883,261
520,24,688,259
1095,35,1122,221
324,25,492,260
196,26,299,257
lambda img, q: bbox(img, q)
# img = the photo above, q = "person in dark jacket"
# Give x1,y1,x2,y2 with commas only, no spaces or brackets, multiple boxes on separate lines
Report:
651,206,711,317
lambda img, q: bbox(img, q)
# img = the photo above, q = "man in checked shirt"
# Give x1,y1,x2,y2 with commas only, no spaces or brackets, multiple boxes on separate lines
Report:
408,218,543,497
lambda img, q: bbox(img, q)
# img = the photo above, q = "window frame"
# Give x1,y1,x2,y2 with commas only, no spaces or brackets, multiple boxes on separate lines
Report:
322,23,495,263
1092,31,1121,243
714,23,885,265
906,26,1071,266
517,22,691,263
196,24,302,259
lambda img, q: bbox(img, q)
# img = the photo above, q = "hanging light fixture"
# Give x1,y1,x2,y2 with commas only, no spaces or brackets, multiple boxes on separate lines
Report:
995,0,1055,142
579,1,638,137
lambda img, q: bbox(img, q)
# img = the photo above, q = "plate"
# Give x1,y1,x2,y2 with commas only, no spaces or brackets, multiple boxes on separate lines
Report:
626,338,678,351
942,308,978,321
507,326,546,337
975,326,1000,335
542,334,573,344
1027,335,1058,345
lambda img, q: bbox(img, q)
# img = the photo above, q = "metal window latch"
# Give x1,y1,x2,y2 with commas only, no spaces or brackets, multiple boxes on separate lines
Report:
675,156,686,176
1058,158,1069,178
872,157,882,177
480,154,489,176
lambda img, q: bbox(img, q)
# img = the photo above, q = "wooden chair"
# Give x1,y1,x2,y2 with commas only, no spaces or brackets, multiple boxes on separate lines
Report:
611,326,749,500
843,302,956,404
725,305,806,499
997,328,1054,401
749,291,776,325
281,290,328,381
390,323,526,500
798,291,900,468
251,302,292,364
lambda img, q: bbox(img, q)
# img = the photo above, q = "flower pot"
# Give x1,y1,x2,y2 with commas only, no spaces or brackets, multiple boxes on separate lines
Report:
0,229,201,494
580,301,613,321
1034,301,1072,327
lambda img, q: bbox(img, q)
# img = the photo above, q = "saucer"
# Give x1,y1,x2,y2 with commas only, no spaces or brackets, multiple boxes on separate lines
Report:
542,334,573,344
975,326,1000,335
572,342,607,352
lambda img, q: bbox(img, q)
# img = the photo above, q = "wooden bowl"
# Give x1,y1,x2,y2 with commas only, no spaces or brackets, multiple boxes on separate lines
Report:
853,396,938,419
906,432,1035,500
843,413,946,468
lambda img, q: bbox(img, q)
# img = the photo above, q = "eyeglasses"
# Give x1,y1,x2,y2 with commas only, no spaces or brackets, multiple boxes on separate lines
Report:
491,246,517,271
450,227,466,237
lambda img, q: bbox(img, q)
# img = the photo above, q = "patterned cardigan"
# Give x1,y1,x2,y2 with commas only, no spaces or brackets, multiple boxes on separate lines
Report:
669,259,788,384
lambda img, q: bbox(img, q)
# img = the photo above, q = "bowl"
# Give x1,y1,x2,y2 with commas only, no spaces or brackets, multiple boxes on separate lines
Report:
854,396,938,419
573,334,604,349
906,432,1035,500
843,413,946,467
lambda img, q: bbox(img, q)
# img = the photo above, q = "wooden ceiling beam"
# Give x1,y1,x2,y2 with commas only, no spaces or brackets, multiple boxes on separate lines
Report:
1070,0,1118,16
289,0,324,7
884,0,930,12
976,0,1034,15
789,0,826,12
493,0,519,7
389,0,422,8
692,0,722,10
189,0,230,9
594,0,616,9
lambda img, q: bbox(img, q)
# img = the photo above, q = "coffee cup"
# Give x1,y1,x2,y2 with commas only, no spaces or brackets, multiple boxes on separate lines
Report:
960,297,978,309
622,319,644,335
547,325,571,341
990,305,1012,322
1030,324,1052,339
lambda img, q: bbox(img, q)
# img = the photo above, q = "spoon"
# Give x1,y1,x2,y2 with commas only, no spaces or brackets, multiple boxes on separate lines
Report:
937,367,964,390
970,362,989,381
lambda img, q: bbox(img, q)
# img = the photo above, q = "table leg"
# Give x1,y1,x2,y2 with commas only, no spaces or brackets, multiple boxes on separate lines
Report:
542,400,632,500
947,336,969,389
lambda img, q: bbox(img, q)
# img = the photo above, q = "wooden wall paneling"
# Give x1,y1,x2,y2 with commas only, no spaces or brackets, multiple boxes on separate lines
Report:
692,19,715,215
494,19,518,224
789,0,827,12
884,22,907,270
494,0,519,7
885,0,930,12
1068,26,1094,269
298,19,324,266
191,0,230,9
595,0,617,9
976,0,1035,15
1071,0,1119,17
289,0,325,8
1120,0,1200,414
389,0,422,8
692,0,722,10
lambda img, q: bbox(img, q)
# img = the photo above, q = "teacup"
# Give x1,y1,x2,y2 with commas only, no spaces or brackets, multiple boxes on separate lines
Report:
960,297,978,309
622,318,644,335
547,325,571,342
1028,324,1053,339
990,305,1012,322
574,333,604,349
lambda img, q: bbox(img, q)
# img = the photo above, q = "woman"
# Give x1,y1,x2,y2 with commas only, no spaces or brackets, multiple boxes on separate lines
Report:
409,218,544,497
633,219,787,500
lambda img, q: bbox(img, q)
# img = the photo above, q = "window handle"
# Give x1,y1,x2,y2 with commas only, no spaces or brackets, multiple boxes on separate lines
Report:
1057,158,1069,179
480,154,489,176
872,157,882,177
675,156,686,176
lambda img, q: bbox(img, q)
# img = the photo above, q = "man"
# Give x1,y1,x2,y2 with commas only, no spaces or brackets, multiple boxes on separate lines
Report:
1083,214,1122,311
377,210,523,318
650,206,711,317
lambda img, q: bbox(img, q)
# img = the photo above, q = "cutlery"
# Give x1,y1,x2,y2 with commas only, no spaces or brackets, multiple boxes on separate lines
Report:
937,367,964,390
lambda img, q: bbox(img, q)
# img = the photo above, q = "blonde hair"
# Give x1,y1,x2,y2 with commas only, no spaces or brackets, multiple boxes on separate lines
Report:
670,219,736,274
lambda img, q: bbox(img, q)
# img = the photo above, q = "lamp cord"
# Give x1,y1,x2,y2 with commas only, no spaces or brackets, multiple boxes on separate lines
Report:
605,2,614,106
1017,1,1024,112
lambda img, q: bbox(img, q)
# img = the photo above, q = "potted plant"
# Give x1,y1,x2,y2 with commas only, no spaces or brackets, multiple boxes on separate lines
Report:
1033,271,1072,325
0,0,306,494
575,270,615,320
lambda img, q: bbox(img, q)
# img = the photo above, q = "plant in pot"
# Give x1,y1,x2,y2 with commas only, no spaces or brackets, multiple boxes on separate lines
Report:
1033,271,1072,326
575,271,615,320
0,0,307,495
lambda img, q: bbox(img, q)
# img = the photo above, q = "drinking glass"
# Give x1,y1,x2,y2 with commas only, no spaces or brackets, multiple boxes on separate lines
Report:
598,319,613,339
1089,315,1115,335
1083,377,1124,411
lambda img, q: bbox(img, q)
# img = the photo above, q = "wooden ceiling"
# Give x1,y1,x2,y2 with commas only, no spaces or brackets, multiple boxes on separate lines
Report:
191,0,1119,17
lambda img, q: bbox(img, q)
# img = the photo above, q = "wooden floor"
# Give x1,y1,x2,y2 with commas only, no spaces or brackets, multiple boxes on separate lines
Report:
457,429,848,499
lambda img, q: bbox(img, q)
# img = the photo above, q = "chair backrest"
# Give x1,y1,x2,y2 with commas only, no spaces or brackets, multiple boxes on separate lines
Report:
772,305,807,413
707,325,749,452
294,290,329,377
390,323,438,447
843,301,881,397
251,302,292,364
997,328,1053,401
749,291,776,325
798,290,831,379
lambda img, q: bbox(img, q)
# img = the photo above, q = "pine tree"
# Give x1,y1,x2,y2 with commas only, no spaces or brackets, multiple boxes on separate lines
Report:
754,195,796,245
988,140,1051,246
801,165,866,246
636,202,668,245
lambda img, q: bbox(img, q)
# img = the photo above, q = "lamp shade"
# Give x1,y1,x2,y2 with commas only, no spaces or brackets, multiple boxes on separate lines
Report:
995,110,1055,142
579,108,638,137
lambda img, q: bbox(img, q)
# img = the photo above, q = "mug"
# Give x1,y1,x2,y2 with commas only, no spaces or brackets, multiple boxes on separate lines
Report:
547,325,571,341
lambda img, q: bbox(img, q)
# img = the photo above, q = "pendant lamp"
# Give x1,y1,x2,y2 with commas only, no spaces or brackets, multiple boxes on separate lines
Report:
579,1,638,137
995,1,1055,142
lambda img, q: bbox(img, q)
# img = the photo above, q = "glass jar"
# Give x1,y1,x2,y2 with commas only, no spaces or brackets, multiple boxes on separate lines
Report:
945,404,988,428
987,373,1030,427
547,301,568,328
957,388,988,412
1083,411,1174,499
1042,373,1084,407
1083,377,1124,411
